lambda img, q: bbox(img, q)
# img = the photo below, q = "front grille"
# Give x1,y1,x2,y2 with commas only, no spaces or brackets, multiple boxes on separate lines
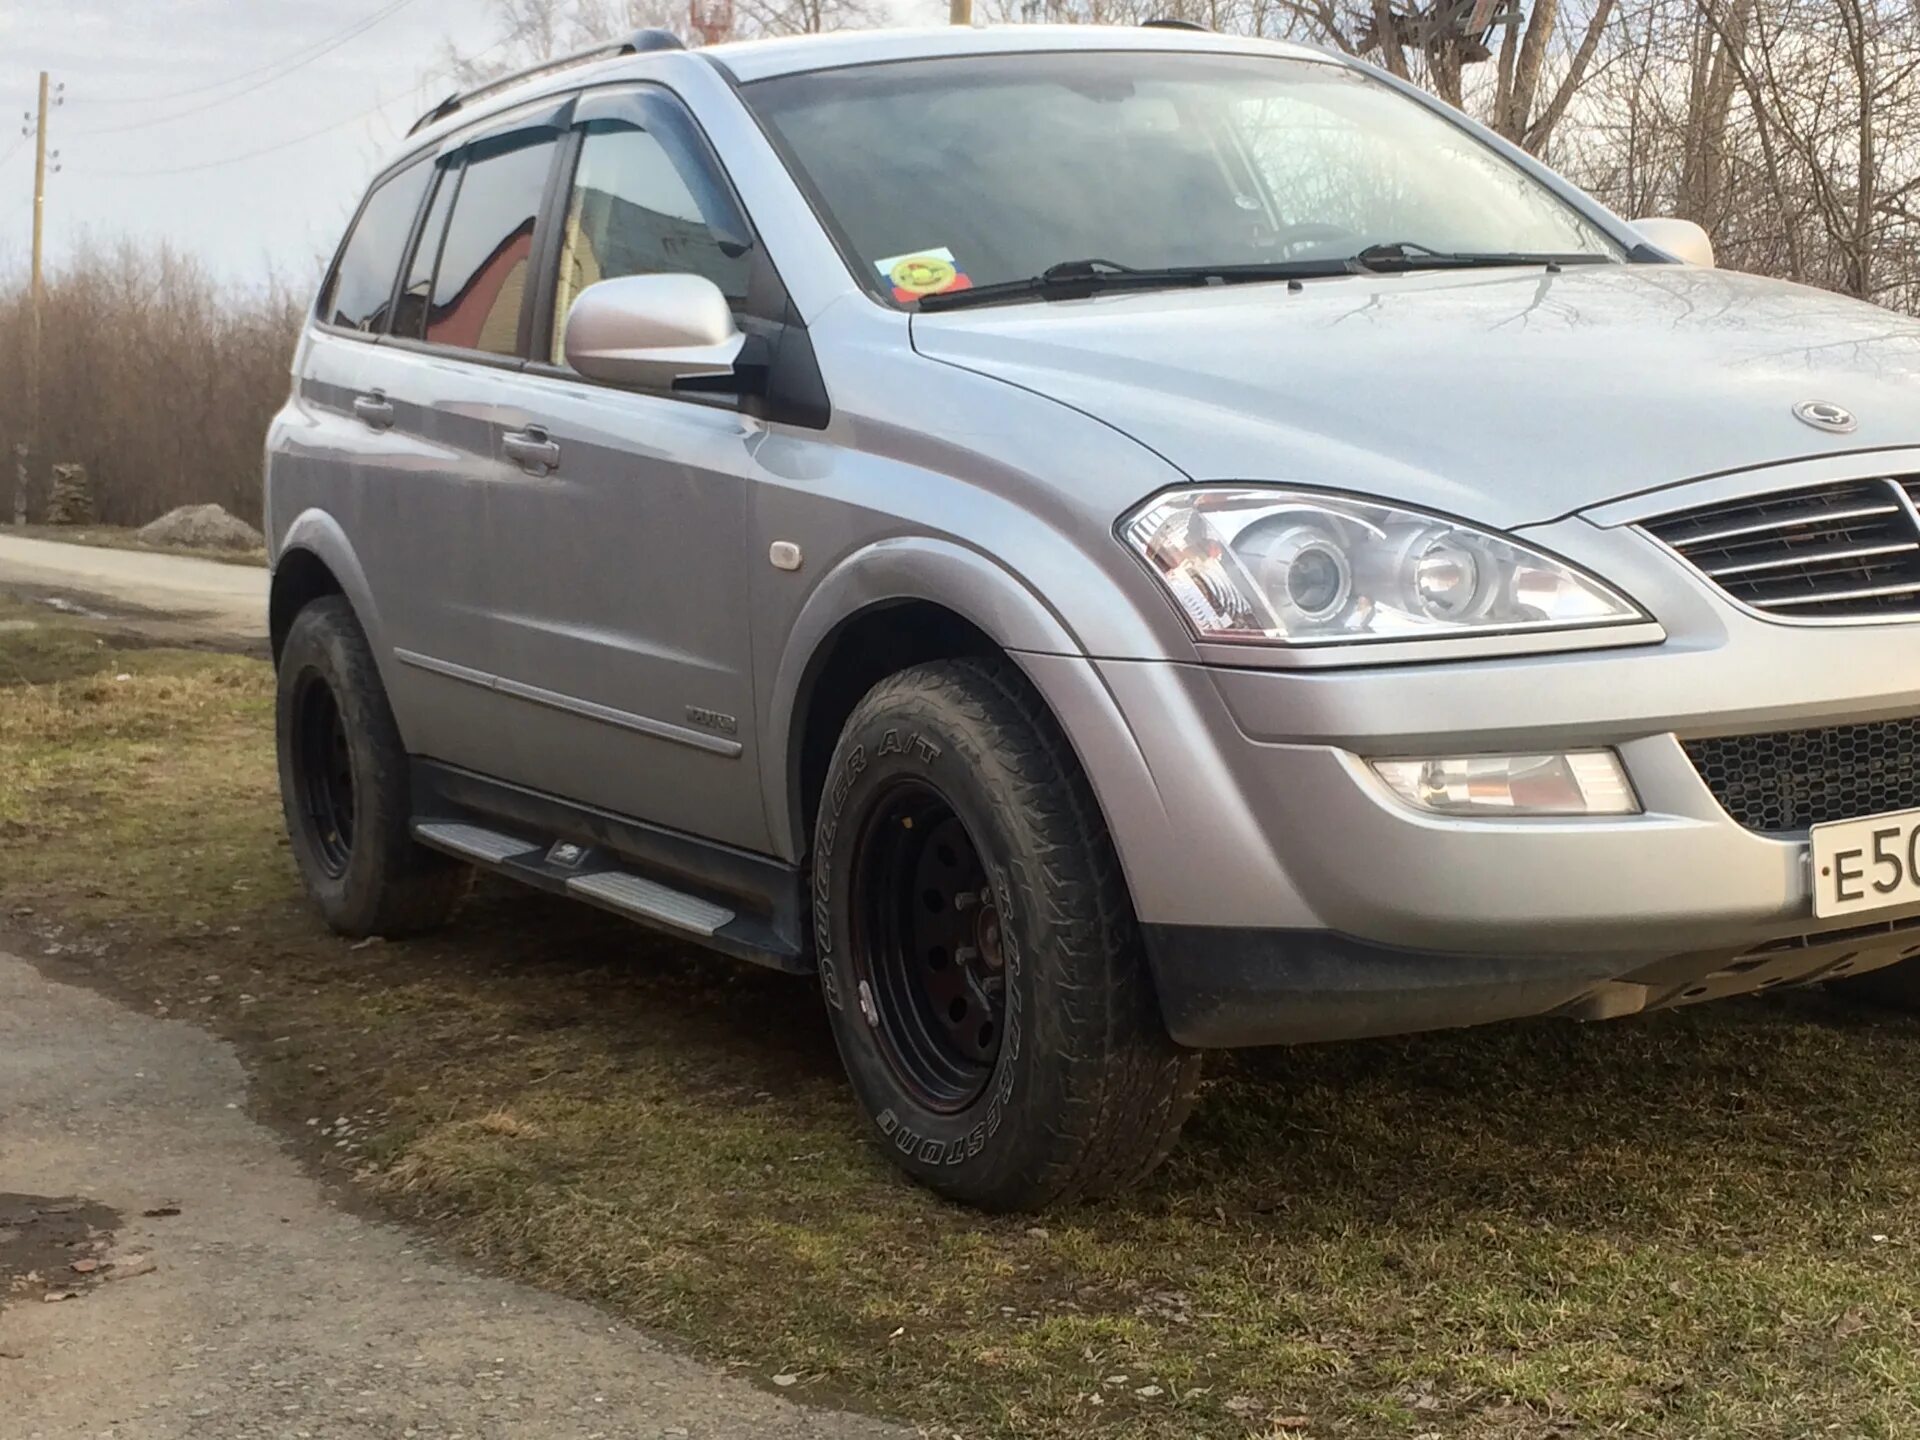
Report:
1643,476,1920,618
1685,717,1920,832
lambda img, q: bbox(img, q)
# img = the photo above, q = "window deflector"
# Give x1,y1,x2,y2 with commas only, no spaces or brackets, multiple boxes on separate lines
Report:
571,88,753,257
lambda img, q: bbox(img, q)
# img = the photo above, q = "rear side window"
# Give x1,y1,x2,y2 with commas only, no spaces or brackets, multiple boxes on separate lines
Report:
320,158,432,333
391,160,461,340
427,135,558,355
550,121,750,363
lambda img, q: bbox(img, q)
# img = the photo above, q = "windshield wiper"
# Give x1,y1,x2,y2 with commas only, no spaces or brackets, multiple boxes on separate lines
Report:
915,256,1357,312
1352,241,1615,273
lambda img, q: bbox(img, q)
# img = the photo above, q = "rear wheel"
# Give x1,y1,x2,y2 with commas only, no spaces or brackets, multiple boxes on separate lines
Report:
812,656,1201,1210
276,597,467,937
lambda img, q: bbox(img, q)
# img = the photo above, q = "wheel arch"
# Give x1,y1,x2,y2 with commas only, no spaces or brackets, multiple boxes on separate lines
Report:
269,509,389,669
768,537,1103,862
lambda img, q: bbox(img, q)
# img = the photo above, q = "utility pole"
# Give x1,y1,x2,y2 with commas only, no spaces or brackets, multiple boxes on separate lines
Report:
950,0,971,24
17,71,54,527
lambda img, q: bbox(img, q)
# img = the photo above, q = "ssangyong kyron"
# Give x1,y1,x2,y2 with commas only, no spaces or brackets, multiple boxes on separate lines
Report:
267,23,1920,1209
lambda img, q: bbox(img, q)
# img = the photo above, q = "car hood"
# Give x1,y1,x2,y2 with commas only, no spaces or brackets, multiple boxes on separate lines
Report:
910,264,1920,530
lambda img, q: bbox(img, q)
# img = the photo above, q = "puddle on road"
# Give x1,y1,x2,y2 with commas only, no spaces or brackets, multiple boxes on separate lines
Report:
36,596,109,620
0,1193,121,1309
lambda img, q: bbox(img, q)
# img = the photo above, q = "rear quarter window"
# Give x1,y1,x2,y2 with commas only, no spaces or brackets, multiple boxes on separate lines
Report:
319,158,434,333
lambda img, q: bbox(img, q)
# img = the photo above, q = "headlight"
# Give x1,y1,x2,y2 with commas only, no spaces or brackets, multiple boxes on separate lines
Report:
1120,488,1645,645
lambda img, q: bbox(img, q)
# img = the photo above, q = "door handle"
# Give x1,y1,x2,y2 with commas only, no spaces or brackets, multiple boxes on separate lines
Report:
503,425,561,474
352,392,394,430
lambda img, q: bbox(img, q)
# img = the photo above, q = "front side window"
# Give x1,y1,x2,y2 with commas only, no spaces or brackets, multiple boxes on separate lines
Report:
550,120,751,364
427,135,558,355
746,52,1621,302
320,157,432,332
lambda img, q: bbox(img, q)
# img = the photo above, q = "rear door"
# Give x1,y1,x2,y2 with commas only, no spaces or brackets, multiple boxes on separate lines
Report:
365,107,571,778
289,153,531,775
482,86,776,851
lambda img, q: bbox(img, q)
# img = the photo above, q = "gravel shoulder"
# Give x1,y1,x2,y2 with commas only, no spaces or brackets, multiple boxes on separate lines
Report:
0,949,908,1440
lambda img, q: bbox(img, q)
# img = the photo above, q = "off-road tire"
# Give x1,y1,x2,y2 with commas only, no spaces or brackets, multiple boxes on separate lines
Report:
276,596,467,937
813,655,1202,1210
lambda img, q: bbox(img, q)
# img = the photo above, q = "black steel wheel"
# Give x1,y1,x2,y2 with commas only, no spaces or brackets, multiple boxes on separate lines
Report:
849,780,1007,1113
291,671,355,877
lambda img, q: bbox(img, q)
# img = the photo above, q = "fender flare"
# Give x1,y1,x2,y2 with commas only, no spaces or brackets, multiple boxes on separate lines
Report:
272,507,391,678
762,536,1086,852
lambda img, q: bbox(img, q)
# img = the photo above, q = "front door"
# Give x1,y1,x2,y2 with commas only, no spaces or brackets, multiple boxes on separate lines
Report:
484,87,772,852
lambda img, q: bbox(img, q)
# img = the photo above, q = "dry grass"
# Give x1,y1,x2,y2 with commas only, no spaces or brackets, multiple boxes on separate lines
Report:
5,600,1920,1438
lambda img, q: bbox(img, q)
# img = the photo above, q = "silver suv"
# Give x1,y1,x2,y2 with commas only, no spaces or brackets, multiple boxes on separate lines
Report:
267,23,1920,1209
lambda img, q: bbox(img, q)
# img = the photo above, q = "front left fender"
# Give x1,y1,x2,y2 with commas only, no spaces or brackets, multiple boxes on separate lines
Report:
761,535,1083,854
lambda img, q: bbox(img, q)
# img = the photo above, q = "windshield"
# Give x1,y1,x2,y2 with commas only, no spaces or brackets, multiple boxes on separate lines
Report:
746,51,1623,304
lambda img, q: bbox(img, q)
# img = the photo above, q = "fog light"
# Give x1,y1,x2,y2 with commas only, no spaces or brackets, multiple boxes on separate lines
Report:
1371,750,1638,816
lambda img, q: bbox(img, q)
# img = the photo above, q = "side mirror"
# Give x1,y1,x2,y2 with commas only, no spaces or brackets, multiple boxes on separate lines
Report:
562,273,745,388
1630,217,1716,269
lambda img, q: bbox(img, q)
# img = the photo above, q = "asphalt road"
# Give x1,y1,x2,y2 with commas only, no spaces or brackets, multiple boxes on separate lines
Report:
0,534,267,643
0,949,909,1440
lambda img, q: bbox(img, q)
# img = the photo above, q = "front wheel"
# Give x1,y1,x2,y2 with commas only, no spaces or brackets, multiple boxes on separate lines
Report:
812,656,1201,1210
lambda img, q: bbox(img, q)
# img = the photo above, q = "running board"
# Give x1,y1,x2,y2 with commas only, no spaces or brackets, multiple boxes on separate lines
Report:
407,804,800,973
414,821,542,864
566,871,733,937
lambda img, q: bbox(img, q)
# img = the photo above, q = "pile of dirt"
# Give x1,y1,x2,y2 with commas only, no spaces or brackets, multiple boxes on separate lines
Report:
135,504,264,552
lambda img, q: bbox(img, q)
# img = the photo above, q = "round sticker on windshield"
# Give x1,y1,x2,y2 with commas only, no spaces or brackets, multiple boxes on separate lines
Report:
893,255,957,292
876,246,973,302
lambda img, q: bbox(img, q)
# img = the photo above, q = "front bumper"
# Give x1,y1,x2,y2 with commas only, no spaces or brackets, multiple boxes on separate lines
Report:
1142,918,1920,1047
1018,508,1920,1046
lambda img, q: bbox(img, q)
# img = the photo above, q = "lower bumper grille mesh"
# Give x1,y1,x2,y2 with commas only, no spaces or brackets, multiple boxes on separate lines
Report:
1685,717,1920,832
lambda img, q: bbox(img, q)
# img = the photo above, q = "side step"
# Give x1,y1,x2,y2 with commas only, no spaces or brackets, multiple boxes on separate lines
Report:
567,871,733,937
414,821,542,864
409,817,794,970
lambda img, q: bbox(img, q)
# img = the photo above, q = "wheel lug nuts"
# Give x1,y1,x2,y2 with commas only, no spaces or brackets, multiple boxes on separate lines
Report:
956,946,979,965
954,891,977,911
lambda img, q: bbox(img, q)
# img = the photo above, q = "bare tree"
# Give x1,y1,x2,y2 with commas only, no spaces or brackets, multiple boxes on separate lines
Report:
0,241,303,527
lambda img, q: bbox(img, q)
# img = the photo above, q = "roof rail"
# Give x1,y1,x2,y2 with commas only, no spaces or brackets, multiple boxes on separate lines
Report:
1141,17,1208,28
407,28,686,137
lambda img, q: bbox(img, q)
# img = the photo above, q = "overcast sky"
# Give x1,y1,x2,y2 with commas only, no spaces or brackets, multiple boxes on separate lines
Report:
0,0,940,291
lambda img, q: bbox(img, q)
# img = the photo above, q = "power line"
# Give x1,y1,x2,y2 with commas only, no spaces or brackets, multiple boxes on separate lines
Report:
0,135,25,169
67,0,429,137
66,35,513,180
66,0,426,107
70,96,400,178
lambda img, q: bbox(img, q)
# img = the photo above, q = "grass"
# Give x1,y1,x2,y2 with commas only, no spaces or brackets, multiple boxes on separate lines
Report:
5,598,1920,1437
8,522,267,567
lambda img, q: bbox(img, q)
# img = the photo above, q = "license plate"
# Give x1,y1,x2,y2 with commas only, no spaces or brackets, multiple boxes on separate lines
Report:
1811,807,1920,918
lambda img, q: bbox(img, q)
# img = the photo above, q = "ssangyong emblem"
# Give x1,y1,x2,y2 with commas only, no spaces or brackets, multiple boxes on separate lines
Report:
1794,400,1857,434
